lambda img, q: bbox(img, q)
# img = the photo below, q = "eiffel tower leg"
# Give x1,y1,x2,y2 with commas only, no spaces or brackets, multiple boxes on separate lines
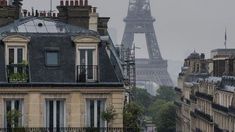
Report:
121,24,134,49
145,24,162,60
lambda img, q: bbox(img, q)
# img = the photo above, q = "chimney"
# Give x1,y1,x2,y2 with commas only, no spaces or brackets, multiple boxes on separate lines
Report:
65,0,69,6
35,10,39,17
75,0,78,6
23,9,27,17
79,0,83,6
89,7,98,31
70,0,74,6
84,0,88,6
93,7,96,13
60,0,64,6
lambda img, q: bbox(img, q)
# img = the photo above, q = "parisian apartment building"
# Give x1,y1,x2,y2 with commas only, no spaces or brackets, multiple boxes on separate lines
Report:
175,49,235,132
0,0,126,130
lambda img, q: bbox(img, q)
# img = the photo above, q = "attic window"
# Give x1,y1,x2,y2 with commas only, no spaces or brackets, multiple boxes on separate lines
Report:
45,48,60,66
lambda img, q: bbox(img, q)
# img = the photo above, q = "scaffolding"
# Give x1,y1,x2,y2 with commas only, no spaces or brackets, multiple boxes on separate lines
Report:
120,44,136,96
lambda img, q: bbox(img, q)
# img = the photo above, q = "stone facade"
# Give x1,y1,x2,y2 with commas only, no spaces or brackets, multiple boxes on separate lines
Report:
0,87,125,128
175,49,235,132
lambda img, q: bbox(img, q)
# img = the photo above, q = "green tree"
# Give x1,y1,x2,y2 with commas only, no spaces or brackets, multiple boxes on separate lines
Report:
156,86,176,102
133,88,154,113
101,104,117,127
157,102,176,132
123,102,144,130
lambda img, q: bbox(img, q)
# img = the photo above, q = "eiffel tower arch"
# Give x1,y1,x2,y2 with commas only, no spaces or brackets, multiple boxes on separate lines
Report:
122,0,173,87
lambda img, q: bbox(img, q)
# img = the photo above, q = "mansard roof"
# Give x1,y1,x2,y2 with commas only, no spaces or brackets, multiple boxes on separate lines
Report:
0,17,98,38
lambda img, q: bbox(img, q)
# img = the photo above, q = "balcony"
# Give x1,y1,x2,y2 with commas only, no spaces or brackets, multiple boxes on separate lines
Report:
212,103,229,113
195,92,213,101
0,128,138,132
194,109,213,122
7,64,29,83
190,95,197,102
77,65,99,82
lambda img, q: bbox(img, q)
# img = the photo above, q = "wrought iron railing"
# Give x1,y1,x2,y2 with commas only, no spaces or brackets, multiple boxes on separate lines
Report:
77,65,99,82
195,92,213,101
7,64,29,83
194,109,213,122
212,103,229,113
0,127,138,132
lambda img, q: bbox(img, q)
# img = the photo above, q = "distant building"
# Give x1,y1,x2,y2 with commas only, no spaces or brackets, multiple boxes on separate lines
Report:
175,49,235,132
0,0,125,130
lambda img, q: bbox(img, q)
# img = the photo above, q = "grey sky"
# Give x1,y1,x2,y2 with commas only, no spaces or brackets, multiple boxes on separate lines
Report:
22,0,235,61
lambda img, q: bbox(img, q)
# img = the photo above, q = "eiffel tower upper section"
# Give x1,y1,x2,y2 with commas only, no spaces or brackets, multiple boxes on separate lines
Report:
122,0,163,62
125,0,154,22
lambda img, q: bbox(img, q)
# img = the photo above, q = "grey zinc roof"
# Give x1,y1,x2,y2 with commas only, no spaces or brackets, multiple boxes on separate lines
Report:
0,17,98,39
0,17,123,84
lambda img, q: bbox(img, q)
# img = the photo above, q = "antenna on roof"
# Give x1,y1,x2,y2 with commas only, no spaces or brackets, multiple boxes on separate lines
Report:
50,0,52,16
224,28,227,49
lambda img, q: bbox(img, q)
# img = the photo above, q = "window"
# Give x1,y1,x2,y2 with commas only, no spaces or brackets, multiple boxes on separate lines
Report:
4,99,23,128
45,50,59,66
78,48,97,82
45,100,65,129
8,47,24,64
86,99,105,127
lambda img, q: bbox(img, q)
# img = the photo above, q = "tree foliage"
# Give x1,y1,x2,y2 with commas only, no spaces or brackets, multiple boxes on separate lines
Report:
123,102,144,130
101,104,117,127
156,86,176,102
156,102,176,132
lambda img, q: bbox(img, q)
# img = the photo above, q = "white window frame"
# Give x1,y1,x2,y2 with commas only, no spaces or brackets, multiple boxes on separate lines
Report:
85,99,106,128
44,99,66,128
4,99,24,128
76,46,98,82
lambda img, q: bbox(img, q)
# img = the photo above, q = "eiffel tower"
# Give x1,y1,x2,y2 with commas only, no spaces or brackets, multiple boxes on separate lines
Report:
122,0,173,87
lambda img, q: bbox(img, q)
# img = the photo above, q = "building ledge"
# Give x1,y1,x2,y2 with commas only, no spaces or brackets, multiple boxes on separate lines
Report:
0,82,124,88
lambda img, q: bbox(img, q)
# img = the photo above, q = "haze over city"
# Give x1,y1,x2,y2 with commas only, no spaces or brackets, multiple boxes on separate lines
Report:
22,0,235,61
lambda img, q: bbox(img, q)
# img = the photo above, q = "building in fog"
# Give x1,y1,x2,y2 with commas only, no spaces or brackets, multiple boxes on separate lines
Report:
0,0,125,130
175,49,235,132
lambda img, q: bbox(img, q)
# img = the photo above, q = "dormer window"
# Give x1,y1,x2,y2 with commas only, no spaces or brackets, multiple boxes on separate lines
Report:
72,36,100,82
3,35,30,83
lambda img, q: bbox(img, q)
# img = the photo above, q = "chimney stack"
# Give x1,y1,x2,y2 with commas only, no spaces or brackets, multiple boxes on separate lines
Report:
84,0,88,6
75,0,78,6
79,0,83,6
60,0,64,6
23,9,28,17
65,0,69,6
0,0,7,6
70,0,74,6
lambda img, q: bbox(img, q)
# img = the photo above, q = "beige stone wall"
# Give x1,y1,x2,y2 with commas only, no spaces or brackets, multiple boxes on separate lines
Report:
0,87,125,128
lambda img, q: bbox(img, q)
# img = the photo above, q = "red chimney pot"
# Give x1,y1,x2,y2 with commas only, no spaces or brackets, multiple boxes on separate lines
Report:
75,0,78,6
70,0,74,6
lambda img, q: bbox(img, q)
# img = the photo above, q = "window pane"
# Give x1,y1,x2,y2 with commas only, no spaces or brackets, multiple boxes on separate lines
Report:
90,100,94,127
80,50,86,65
17,48,23,64
9,49,14,64
46,52,58,65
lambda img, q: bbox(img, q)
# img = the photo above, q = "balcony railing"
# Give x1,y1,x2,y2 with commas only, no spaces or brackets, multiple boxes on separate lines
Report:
194,109,213,122
77,65,99,82
212,103,229,113
0,127,138,132
195,92,213,101
7,64,29,83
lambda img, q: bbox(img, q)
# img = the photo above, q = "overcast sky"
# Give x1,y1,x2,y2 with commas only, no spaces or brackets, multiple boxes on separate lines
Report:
22,0,235,61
